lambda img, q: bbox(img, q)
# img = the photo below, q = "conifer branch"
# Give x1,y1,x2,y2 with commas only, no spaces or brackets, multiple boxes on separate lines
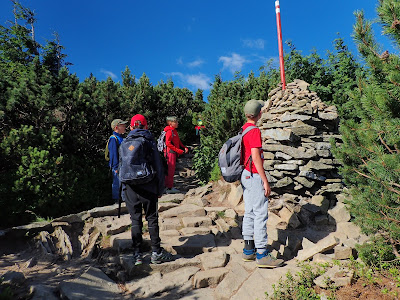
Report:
378,133,394,154
389,237,400,258
389,79,400,87
379,210,400,224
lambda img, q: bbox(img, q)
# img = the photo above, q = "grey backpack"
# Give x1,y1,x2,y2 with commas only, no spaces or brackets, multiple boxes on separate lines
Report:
218,125,257,183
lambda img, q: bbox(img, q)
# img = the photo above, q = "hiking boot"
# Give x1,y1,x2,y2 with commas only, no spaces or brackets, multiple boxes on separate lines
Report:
151,248,173,264
242,248,256,262
165,187,181,194
133,252,143,266
256,251,284,268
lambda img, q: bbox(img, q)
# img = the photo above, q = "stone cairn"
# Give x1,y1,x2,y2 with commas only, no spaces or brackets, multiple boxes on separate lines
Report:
260,79,345,230
0,80,369,300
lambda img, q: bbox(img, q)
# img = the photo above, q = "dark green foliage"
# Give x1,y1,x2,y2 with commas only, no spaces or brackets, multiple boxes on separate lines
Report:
357,236,398,269
0,2,204,227
332,3,400,258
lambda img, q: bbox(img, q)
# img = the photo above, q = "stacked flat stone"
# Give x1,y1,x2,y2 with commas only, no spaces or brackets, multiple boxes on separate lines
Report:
260,79,344,229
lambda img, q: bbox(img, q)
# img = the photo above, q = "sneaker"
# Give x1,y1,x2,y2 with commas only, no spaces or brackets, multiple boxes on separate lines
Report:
256,251,284,268
242,248,256,262
134,253,143,266
151,248,173,264
165,187,181,194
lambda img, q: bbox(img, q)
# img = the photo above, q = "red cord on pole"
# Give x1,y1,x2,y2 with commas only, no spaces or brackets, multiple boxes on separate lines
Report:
275,0,286,90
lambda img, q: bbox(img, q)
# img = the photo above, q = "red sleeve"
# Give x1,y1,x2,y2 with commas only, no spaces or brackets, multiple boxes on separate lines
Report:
246,128,262,149
165,130,183,153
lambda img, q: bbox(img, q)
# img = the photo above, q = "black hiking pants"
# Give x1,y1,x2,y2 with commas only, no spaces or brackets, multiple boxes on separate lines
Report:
122,183,161,253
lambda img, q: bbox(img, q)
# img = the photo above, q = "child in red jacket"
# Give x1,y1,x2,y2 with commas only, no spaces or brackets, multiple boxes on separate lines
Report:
163,116,188,194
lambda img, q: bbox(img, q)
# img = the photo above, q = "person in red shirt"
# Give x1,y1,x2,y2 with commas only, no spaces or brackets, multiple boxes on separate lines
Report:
241,99,283,269
163,116,188,194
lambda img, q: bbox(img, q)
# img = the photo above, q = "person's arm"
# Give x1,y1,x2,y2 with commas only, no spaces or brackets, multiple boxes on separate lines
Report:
165,130,184,154
178,137,188,153
251,148,271,197
108,137,119,172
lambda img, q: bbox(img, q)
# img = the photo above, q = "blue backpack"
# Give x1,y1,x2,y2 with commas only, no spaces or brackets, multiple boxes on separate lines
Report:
118,134,155,185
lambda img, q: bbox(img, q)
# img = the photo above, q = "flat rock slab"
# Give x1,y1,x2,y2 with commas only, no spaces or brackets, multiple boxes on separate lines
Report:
93,214,131,236
158,202,179,213
179,288,215,299
180,227,211,236
159,194,185,203
164,234,216,255
110,231,132,252
214,263,249,300
182,216,212,228
160,218,182,231
296,234,339,261
232,261,299,300
126,266,200,298
59,267,121,300
161,204,206,218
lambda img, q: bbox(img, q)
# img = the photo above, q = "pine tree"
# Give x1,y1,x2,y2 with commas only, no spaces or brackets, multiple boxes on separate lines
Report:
333,2,400,257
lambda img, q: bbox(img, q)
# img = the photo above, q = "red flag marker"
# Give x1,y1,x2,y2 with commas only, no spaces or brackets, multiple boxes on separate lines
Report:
275,0,286,90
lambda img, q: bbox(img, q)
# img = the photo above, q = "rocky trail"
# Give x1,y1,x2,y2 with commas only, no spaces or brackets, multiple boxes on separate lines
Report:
0,81,373,299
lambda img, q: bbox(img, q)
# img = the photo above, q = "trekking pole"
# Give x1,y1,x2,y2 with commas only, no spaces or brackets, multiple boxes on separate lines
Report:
118,183,122,218
275,0,286,90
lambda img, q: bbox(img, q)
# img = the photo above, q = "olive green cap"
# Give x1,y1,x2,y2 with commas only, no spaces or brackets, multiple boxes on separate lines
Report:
244,99,265,116
111,119,128,130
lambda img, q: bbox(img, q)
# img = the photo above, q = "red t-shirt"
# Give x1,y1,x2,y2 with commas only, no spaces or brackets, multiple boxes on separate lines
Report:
242,122,263,173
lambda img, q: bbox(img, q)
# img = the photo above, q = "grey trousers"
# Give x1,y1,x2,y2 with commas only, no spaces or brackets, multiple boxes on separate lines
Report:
241,169,268,249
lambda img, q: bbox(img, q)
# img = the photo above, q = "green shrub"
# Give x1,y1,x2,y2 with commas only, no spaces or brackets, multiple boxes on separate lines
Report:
209,158,221,182
268,263,327,300
357,236,399,269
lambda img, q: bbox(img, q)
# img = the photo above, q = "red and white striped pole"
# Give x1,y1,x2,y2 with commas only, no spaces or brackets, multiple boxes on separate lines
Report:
275,0,286,90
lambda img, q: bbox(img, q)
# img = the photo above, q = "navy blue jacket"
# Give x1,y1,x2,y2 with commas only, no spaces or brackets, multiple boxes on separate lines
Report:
120,129,165,197
108,132,124,171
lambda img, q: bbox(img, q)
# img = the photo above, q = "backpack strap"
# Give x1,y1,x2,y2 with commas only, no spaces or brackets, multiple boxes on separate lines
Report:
105,135,119,161
242,125,258,174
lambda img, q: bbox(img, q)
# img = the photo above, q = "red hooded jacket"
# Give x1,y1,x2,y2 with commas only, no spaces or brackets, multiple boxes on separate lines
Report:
164,125,185,155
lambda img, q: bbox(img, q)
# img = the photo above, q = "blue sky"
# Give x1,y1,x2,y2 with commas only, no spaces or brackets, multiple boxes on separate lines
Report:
0,1,391,99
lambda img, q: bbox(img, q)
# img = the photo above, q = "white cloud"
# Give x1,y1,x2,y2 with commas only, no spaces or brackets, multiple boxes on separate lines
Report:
100,69,117,80
218,53,248,73
186,74,210,90
187,59,205,68
163,72,211,90
176,57,205,68
242,38,266,49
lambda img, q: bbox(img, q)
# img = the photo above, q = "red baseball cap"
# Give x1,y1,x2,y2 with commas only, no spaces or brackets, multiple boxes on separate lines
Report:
130,114,148,128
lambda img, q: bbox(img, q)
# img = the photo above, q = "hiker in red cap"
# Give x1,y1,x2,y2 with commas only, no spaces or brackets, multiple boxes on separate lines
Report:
119,114,173,265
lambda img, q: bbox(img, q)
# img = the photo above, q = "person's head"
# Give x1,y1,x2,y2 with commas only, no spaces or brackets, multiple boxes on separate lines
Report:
244,99,265,121
130,114,148,130
111,119,127,134
166,116,179,128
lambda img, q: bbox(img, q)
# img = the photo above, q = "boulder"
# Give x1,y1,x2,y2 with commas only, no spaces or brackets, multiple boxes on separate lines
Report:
193,268,229,288
228,184,243,207
199,251,229,270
